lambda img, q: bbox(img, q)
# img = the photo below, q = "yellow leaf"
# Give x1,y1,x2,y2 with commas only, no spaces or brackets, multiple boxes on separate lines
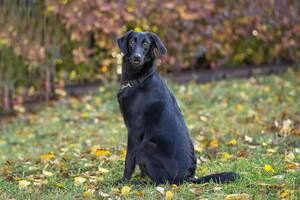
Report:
0,140,6,145
53,183,66,189
284,152,295,162
98,167,109,173
121,185,131,196
165,191,174,200
227,139,237,145
43,170,54,177
19,180,31,189
200,116,208,122
277,189,295,199
74,177,86,186
264,164,275,173
194,144,204,152
81,112,90,119
33,179,48,186
221,152,232,160
40,152,55,161
119,149,127,161
225,193,251,200
209,139,219,148
95,149,110,157
83,189,94,198
235,103,244,111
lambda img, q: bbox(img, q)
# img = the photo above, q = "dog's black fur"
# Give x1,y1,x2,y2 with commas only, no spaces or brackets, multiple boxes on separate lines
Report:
117,30,239,185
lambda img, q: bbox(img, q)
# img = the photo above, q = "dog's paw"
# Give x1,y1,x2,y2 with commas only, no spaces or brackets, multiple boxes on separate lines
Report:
114,179,127,186
131,180,147,186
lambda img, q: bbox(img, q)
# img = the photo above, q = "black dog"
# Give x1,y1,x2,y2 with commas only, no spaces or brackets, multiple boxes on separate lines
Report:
117,30,239,185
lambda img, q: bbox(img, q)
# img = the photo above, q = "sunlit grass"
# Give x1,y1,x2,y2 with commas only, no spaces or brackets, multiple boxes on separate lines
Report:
0,69,299,199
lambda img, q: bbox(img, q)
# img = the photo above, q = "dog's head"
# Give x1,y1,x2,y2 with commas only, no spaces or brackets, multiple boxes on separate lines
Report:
117,30,167,67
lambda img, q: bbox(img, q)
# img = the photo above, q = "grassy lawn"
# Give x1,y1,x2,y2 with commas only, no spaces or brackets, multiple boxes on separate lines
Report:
0,69,299,199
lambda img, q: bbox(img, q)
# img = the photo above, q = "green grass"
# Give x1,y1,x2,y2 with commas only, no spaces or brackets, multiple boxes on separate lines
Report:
0,69,299,199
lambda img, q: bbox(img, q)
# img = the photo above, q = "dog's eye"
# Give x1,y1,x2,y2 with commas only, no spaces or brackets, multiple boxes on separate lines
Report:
143,42,149,47
129,39,136,45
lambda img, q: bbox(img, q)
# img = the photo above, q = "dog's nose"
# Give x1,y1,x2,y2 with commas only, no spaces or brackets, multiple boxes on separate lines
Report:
133,55,141,62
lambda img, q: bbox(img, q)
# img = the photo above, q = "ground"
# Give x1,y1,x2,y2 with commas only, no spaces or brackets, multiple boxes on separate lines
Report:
0,69,299,200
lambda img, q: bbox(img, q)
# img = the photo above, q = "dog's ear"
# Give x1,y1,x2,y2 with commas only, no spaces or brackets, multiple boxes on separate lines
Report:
117,30,134,55
148,32,167,55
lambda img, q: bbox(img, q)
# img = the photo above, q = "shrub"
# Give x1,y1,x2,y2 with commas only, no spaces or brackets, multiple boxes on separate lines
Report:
0,0,299,112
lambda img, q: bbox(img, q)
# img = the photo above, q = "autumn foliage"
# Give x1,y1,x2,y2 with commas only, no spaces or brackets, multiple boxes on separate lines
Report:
0,0,299,112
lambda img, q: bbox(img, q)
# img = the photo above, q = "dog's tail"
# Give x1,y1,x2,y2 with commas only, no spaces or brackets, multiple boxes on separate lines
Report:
186,172,240,184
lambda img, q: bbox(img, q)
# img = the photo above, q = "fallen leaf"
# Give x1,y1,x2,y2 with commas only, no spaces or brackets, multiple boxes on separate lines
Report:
156,186,165,194
225,193,251,200
83,189,95,198
40,152,55,161
194,144,204,152
281,119,292,133
221,152,232,160
213,186,222,191
209,139,219,148
52,183,66,189
42,170,54,177
19,180,31,189
121,185,131,196
200,116,208,122
33,179,48,187
272,175,285,179
264,164,275,173
286,163,298,172
119,149,127,161
95,149,110,157
244,136,253,143
277,189,295,199
74,177,86,185
284,152,295,162
98,191,110,197
165,191,174,200
98,166,109,173
135,190,145,197
235,104,244,111
226,139,237,145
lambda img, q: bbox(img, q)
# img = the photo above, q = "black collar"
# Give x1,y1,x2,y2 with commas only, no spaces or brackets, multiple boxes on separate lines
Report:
119,70,155,92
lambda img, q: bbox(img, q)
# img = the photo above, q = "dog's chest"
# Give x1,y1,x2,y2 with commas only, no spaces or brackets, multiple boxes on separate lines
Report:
118,87,149,126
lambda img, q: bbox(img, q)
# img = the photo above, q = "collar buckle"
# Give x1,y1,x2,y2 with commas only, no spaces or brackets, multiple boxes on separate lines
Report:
120,82,132,90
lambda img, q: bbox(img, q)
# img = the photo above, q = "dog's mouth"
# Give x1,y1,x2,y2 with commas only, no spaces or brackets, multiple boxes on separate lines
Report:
133,60,140,65
130,59,143,66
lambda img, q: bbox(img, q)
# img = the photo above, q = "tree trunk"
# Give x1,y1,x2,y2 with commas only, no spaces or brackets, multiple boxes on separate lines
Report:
45,66,55,100
3,84,12,112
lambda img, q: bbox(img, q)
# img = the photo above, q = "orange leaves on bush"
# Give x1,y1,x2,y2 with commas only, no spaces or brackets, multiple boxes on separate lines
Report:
100,66,108,73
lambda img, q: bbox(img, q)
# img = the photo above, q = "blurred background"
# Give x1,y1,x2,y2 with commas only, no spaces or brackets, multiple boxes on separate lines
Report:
0,0,299,114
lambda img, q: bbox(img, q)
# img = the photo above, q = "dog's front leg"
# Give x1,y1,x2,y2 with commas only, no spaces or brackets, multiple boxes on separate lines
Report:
123,151,136,181
122,135,137,181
